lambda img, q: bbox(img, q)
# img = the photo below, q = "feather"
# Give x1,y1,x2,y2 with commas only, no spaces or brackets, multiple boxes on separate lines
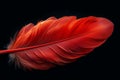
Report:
0,16,114,70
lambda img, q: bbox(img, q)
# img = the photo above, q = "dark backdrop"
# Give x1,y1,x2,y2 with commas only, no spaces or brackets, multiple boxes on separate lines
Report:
0,0,119,80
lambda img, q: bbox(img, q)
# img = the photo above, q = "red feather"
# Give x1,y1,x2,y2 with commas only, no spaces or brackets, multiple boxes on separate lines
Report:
0,16,114,70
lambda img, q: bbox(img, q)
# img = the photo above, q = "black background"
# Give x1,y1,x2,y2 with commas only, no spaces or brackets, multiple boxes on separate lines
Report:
0,0,119,80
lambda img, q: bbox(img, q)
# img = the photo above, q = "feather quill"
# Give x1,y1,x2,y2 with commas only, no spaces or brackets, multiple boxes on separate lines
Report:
0,16,114,70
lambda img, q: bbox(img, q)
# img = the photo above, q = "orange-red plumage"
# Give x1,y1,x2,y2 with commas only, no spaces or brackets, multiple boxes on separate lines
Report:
0,16,114,70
